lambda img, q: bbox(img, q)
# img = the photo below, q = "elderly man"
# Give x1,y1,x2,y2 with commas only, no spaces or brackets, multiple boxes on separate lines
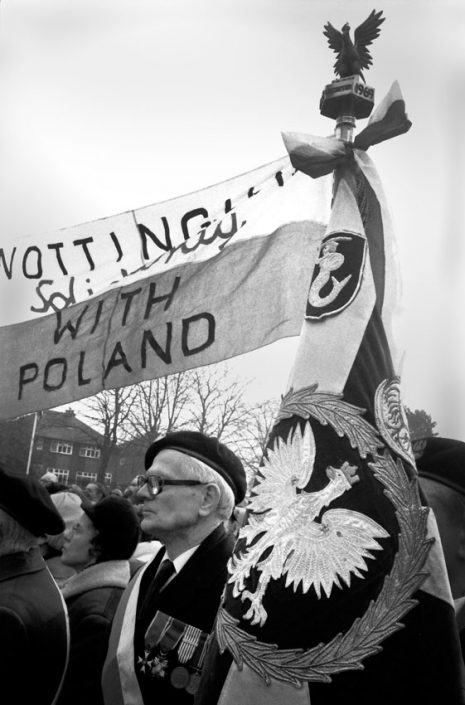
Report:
416,437,465,658
0,465,69,705
102,430,246,705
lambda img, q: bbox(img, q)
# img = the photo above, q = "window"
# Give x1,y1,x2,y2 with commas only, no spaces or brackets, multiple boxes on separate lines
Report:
76,471,98,485
47,468,69,485
50,440,73,455
36,438,44,450
79,445,101,459
76,472,111,486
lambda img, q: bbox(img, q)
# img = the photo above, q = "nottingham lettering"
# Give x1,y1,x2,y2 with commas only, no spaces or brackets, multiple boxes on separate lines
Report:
3,167,294,290
1,230,131,283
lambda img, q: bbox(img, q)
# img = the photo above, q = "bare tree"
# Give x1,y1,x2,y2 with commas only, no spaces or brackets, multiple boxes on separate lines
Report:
124,367,279,494
79,386,138,483
76,364,278,493
405,407,437,441
125,374,193,443
235,398,280,487
185,367,251,446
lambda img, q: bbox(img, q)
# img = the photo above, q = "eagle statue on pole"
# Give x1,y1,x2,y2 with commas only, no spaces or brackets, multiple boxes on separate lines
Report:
323,9,385,80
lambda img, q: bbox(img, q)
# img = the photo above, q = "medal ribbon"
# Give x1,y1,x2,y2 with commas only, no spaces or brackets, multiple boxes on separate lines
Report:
178,625,202,664
145,611,185,653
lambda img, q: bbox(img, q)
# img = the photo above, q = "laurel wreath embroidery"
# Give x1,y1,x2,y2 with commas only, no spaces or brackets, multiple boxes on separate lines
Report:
216,387,432,686
277,384,383,458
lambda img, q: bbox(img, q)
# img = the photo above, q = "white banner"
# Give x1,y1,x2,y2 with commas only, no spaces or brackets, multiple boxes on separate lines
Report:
0,157,330,420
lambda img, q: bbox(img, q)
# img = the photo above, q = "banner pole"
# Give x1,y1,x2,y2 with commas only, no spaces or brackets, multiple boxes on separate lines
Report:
25,411,39,475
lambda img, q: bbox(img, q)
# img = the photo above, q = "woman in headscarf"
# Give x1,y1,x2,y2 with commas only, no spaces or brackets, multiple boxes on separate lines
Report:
57,495,139,705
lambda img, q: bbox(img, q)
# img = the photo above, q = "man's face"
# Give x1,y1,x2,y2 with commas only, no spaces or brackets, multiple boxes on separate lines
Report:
61,511,97,570
137,450,205,539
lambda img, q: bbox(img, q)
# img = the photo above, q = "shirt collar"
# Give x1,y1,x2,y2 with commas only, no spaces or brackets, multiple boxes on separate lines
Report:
167,544,200,574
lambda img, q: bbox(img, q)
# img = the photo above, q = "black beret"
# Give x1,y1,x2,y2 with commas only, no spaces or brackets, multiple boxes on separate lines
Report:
82,496,139,561
0,466,64,536
416,437,465,498
145,431,247,504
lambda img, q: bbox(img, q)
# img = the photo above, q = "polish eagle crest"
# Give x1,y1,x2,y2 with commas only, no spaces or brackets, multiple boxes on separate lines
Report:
229,422,389,627
323,9,385,79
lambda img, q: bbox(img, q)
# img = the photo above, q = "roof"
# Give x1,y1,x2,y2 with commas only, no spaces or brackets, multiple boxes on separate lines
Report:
37,410,104,445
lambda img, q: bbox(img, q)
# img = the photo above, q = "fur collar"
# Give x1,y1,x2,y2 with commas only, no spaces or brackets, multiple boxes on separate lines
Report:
61,560,130,600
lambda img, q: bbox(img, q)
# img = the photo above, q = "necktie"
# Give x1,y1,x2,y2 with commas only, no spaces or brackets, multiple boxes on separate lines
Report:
137,557,176,627
150,558,176,597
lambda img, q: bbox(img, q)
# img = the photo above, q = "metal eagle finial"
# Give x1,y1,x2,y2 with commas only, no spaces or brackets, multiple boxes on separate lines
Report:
323,9,385,80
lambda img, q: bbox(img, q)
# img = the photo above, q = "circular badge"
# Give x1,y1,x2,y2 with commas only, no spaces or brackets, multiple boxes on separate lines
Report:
170,666,190,690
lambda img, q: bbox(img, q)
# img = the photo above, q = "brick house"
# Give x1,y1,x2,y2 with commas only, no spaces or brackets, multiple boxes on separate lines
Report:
29,408,114,488
0,408,151,489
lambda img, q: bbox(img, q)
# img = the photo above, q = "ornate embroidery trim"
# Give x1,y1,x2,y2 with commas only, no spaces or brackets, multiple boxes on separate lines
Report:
374,378,415,467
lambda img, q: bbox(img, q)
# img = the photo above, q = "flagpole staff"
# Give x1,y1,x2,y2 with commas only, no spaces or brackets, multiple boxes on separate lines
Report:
25,411,39,475
320,10,385,142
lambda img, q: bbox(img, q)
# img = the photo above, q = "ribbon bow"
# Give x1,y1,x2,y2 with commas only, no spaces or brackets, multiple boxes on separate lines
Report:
282,81,412,179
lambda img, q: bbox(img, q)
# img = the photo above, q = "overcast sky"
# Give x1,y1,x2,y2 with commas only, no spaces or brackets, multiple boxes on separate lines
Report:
1,0,464,438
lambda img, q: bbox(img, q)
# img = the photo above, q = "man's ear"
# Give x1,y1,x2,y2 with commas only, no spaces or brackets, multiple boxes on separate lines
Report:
198,483,221,517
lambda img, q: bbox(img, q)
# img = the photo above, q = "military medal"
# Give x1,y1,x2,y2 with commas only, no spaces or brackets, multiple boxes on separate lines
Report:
144,610,211,687
170,666,190,689
186,631,209,693
143,611,185,679
186,672,201,695
137,650,154,674
150,654,168,678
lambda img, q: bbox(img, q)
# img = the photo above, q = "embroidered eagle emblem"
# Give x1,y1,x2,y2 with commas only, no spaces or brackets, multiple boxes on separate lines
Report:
229,422,389,627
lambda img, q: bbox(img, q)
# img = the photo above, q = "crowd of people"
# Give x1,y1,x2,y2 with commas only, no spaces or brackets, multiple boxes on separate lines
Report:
0,430,246,705
1,429,465,705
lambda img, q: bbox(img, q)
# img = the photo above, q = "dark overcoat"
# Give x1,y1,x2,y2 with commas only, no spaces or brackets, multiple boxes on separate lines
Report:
102,524,235,705
0,547,69,705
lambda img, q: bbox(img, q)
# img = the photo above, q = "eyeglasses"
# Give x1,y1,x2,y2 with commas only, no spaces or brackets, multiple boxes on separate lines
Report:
136,475,205,497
